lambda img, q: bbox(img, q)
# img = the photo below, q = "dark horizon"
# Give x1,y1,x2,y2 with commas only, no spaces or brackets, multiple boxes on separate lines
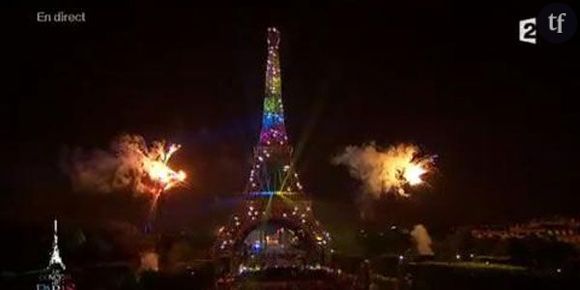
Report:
3,0,580,239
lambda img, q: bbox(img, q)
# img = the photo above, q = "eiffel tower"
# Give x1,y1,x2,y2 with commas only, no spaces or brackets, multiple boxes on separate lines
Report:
213,28,330,269
37,219,76,290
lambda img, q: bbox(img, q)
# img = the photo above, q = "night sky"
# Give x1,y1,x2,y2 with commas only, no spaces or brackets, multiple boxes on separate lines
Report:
3,0,580,238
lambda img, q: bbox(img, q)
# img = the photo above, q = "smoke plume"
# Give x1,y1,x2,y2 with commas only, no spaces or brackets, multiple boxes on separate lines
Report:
332,142,435,198
62,134,181,195
139,250,159,272
410,224,434,256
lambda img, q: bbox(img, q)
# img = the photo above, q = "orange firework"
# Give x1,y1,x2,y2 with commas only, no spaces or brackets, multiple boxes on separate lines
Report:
65,134,187,196
333,143,435,198
387,144,434,196
139,139,186,234
64,134,187,234
143,143,186,194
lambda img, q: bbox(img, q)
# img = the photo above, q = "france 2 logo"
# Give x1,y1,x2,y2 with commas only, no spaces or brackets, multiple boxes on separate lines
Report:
519,18,537,44
519,3,577,45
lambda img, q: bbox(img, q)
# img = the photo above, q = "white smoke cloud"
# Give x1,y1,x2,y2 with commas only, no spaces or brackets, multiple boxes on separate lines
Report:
62,134,173,195
332,142,435,198
410,224,434,256
139,250,159,272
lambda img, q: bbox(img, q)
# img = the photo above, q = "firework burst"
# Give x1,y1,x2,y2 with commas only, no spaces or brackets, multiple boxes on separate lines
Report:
333,142,435,198
65,134,187,197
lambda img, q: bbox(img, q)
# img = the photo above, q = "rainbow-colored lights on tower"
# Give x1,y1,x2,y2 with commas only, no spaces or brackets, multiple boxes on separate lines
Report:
259,27,288,146
246,27,302,195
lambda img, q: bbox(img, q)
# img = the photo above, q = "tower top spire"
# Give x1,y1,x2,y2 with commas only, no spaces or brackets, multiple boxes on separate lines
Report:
267,27,280,50
259,27,288,146
48,219,65,270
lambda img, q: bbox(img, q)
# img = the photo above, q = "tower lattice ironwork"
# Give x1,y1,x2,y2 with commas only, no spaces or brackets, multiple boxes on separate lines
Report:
213,28,330,268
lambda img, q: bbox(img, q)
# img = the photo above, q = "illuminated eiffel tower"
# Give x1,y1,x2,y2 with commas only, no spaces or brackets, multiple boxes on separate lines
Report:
213,28,330,269
48,219,66,271
37,219,76,290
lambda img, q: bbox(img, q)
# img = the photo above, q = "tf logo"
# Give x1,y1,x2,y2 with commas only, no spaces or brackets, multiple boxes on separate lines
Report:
519,3,577,44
